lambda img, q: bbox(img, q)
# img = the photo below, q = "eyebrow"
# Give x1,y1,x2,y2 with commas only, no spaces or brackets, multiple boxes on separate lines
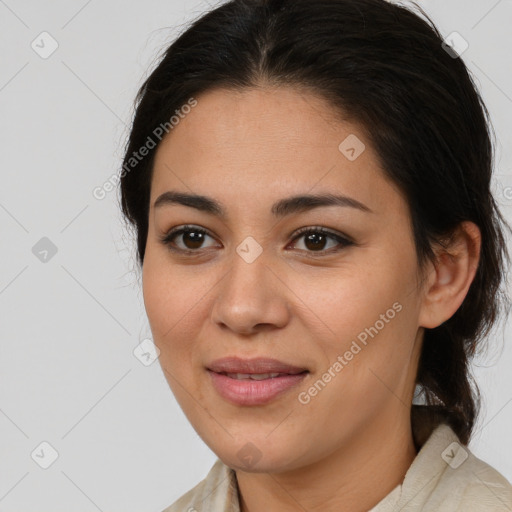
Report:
153,191,373,218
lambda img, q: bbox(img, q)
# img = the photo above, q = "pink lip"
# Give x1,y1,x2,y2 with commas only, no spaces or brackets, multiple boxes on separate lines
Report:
207,356,308,375
206,357,309,406
207,371,308,405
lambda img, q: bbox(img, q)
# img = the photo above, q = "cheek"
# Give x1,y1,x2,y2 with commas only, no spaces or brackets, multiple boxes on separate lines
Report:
299,263,411,350
304,252,420,391
142,257,211,412
142,253,208,358
298,300,418,434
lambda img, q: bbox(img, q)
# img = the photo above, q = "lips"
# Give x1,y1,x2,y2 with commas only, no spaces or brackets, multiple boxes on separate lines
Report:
206,357,309,405
207,356,308,375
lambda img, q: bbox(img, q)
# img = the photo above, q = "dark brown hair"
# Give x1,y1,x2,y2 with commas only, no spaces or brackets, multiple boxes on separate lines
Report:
119,0,511,445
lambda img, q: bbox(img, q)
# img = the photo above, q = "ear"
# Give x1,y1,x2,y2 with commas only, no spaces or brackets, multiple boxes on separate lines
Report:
418,221,481,329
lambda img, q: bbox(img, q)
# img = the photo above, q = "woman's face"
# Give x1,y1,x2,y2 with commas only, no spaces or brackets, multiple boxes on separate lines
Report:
142,86,428,472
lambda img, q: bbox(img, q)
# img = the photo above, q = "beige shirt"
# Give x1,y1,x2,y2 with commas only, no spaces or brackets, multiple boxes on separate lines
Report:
162,421,512,511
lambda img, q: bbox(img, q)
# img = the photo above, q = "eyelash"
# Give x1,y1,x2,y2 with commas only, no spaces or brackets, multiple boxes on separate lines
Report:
159,224,354,257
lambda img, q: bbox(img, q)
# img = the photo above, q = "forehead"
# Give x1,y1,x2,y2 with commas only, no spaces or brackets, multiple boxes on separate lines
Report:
159,86,352,155
150,86,403,216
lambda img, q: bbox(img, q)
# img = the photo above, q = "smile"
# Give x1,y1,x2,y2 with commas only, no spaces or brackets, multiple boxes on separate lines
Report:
207,369,308,405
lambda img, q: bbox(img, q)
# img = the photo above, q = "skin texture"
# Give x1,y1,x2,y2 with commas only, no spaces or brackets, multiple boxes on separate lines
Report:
142,86,481,512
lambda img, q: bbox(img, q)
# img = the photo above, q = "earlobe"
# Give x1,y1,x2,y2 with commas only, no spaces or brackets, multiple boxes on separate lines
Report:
418,222,481,329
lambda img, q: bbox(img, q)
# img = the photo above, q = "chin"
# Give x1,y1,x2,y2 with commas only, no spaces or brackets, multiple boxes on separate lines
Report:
220,451,295,473
206,434,309,474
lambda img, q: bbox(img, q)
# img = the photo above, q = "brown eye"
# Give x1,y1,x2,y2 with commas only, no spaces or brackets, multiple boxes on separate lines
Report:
303,232,328,251
160,225,353,256
290,227,353,254
161,225,218,252
180,230,206,249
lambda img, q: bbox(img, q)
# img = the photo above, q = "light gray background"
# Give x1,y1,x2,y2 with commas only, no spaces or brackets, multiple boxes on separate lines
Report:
0,1,511,511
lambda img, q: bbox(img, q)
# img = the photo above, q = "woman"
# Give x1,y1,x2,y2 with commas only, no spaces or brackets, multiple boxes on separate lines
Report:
119,0,512,510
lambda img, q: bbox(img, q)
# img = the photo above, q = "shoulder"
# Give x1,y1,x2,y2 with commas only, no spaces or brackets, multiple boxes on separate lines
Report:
397,422,512,511
160,458,239,512
440,446,512,510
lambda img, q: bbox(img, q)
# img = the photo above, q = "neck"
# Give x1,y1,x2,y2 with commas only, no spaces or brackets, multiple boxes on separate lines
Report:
235,411,418,512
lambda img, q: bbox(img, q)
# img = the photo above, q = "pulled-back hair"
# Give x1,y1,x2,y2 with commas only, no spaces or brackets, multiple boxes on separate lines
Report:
119,0,511,445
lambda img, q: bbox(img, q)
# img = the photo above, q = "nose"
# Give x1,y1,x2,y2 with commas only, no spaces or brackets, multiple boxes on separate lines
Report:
210,246,291,335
